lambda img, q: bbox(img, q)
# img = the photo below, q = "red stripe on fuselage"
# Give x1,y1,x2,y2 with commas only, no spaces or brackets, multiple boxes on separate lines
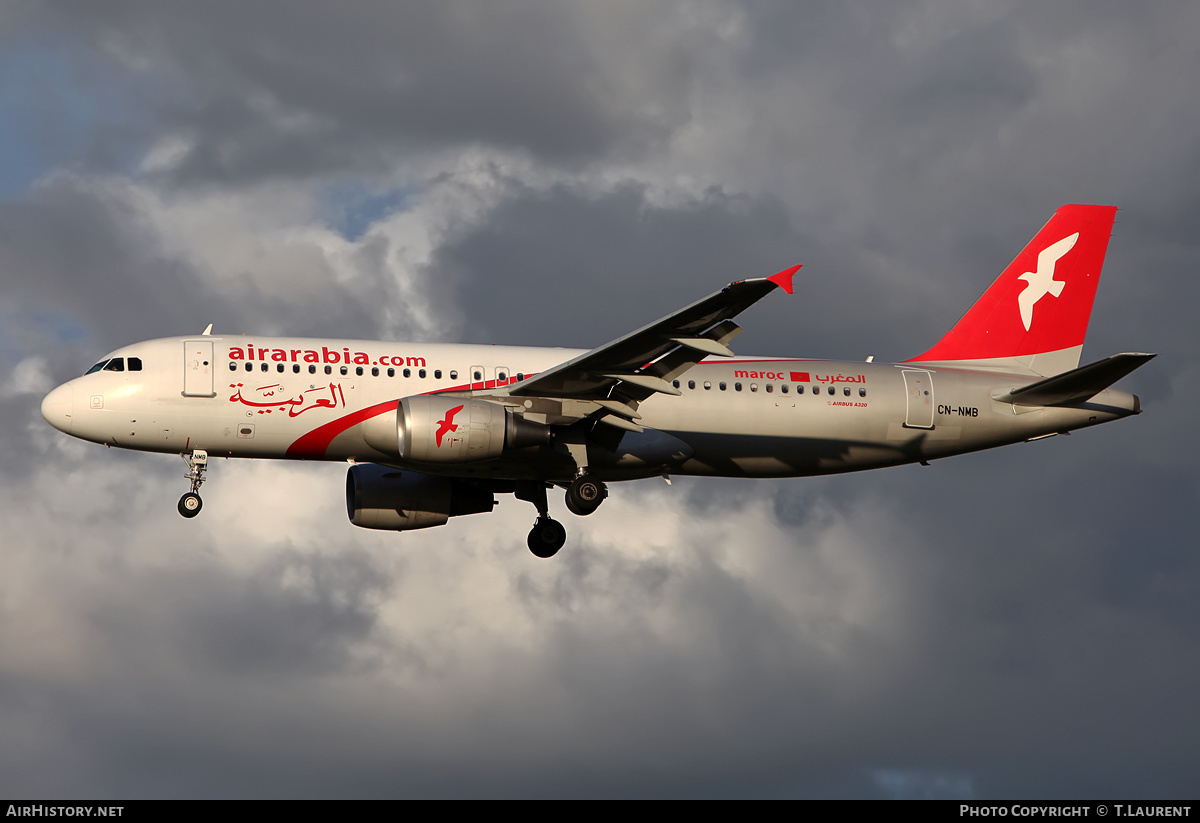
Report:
286,399,397,458
283,372,545,457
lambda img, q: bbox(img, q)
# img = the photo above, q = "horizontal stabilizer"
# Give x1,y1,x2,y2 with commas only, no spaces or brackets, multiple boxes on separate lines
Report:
992,352,1156,407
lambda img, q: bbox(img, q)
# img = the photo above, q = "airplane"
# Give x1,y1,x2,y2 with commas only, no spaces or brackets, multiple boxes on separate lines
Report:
41,204,1154,558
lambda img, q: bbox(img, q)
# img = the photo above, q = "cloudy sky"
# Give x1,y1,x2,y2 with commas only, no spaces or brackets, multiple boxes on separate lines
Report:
2,1,1197,799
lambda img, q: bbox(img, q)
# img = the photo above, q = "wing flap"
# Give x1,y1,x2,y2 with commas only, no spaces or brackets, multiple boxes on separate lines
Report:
671,336,735,357
504,266,799,404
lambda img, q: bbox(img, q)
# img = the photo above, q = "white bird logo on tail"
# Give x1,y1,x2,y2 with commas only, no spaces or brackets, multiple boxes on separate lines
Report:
1017,232,1078,331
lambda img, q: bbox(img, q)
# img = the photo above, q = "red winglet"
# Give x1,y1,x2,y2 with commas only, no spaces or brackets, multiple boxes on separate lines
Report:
766,264,802,294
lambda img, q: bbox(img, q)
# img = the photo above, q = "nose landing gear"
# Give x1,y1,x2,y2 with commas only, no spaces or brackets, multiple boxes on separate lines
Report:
178,449,208,518
178,492,202,517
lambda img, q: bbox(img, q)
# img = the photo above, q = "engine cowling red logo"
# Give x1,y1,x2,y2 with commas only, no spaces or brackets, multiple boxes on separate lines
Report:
436,405,464,447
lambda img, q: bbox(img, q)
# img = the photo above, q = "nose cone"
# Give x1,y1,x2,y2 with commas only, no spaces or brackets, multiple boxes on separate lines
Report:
41,383,74,435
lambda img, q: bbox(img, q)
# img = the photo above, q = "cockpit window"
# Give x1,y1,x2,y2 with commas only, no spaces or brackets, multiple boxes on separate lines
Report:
86,357,139,375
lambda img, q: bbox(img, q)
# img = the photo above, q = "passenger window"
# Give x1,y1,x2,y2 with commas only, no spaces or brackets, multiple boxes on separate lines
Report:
688,380,695,390
372,367,379,377
104,358,125,372
750,383,758,392
340,366,348,376
404,368,411,378
128,357,142,371
356,366,363,376
436,369,443,379
293,364,301,374
388,368,395,377
673,380,680,389
229,362,237,372
495,370,503,382
844,387,851,396
781,384,788,394
309,365,317,374
859,388,866,397
735,383,742,392
325,365,332,375
766,384,773,393
419,368,426,379
719,382,727,391
473,370,481,380
450,370,459,380
828,386,835,395
516,373,524,382
703,381,711,390
277,363,284,373
245,363,253,372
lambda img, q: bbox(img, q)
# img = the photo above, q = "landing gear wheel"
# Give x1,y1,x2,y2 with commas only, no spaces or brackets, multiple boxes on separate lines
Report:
179,449,209,518
178,492,203,518
565,475,607,516
527,517,567,558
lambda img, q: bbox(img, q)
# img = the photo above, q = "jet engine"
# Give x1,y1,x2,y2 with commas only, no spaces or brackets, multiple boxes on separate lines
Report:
346,463,495,531
363,396,550,463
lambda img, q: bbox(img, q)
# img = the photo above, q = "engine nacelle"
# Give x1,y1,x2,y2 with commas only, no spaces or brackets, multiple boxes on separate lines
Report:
346,464,495,531
363,396,550,463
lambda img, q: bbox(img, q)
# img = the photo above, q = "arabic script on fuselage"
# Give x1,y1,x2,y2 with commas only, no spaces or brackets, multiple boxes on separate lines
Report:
228,382,347,416
734,369,867,384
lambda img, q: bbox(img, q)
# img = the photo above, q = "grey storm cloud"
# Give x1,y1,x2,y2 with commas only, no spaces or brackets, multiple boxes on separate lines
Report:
14,2,707,184
0,0,1198,800
427,179,801,347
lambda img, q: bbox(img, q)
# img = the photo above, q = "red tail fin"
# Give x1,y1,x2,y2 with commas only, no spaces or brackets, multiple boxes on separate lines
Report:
908,204,1117,375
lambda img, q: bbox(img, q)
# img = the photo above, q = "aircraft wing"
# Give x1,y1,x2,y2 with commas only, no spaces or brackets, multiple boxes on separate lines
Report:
492,265,800,430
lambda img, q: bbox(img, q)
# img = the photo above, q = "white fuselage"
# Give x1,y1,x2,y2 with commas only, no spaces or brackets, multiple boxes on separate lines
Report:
41,335,1141,481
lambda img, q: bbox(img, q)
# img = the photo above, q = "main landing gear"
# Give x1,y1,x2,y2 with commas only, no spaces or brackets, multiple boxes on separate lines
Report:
516,480,566,558
528,517,567,559
515,474,609,558
565,473,607,516
178,449,208,518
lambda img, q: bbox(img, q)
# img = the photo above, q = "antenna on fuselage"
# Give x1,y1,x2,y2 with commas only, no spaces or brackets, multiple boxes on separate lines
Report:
201,324,213,336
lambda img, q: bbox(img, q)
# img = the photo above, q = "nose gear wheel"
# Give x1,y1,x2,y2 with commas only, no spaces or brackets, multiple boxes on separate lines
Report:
178,492,203,517
178,449,209,518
